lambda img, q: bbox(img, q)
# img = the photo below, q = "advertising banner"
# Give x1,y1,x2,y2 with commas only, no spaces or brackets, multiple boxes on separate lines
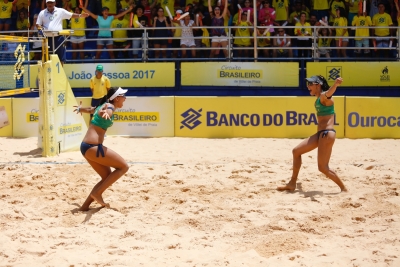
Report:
50,55,89,152
307,62,400,86
106,97,175,137
0,98,12,137
345,97,400,138
181,62,299,87
12,98,39,137
63,63,175,88
175,97,345,138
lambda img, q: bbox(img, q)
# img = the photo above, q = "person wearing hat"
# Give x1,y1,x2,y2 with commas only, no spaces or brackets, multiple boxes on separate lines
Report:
89,65,111,122
277,75,348,193
81,4,133,59
73,87,129,210
36,0,89,64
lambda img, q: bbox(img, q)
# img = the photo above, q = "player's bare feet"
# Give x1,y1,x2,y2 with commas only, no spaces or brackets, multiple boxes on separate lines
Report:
90,193,110,208
78,206,90,212
277,182,296,191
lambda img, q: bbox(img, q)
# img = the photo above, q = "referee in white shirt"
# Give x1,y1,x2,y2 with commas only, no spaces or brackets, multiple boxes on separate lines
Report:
36,0,89,63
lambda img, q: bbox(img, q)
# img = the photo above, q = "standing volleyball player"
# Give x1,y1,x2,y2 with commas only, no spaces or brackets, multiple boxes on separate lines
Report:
277,75,348,192
74,87,129,210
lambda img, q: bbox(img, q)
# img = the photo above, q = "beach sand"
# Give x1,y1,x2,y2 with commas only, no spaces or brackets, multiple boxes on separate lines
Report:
0,137,399,266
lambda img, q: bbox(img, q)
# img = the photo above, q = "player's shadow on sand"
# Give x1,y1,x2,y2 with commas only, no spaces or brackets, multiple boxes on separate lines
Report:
294,183,341,201
13,148,42,158
71,203,119,223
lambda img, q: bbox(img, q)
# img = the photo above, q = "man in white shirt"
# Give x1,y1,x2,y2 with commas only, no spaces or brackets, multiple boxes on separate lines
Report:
36,0,88,63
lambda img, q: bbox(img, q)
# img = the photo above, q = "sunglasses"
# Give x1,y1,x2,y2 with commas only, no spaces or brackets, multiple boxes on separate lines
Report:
118,94,126,98
278,30,284,32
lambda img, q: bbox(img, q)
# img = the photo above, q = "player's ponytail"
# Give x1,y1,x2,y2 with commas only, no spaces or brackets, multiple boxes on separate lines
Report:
318,75,330,91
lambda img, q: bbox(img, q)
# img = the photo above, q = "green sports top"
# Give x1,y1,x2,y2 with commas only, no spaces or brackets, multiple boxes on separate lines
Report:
91,104,114,130
315,97,335,116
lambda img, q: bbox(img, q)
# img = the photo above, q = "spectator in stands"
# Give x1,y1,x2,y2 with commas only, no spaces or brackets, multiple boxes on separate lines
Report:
131,5,148,59
242,0,254,23
111,9,131,59
352,9,372,57
16,0,29,12
16,10,29,36
152,7,170,59
272,0,289,25
273,27,293,57
333,7,348,58
119,0,133,20
102,0,117,15
256,24,272,57
193,8,207,58
70,6,87,60
179,13,197,58
329,0,345,25
171,9,183,58
258,1,276,28
312,0,329,20
81,5,133,59
0,0,17,32
294,12,311,57
345,0,360,27
234,11,252,59
316,27,332,60
289,1,308,26
208,0,229,59
372,2,393,58
140,0,156,25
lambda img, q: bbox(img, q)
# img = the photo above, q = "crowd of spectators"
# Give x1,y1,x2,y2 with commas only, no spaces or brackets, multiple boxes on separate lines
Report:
0,0,399,61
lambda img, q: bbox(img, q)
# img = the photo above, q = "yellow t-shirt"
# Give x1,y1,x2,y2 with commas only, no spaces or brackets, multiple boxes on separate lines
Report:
102,0,117,14
289,11,309,24
159,0,174,19
345,0,361,14
111,18,129,42
313,0,329,10
318,36,332,48
16,0,28,10
234,21,251,46
272,0,288,21
0,2,13,19
17,18,29,31
329,1,345,23
70,13,87,36
333,17,348,39
257,30,270,47
172,21,181,37
295,22,311,37
352,15,372,40
120,0,131,21
372,12,393,37
90,76,111,99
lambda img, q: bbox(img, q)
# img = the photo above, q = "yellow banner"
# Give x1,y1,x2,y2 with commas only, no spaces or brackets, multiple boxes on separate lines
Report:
0,98,12,137
63,63,175,88
175,97,345,138
307,62,400,86
13,98,39,137
345,97,400,138
181,62,299,87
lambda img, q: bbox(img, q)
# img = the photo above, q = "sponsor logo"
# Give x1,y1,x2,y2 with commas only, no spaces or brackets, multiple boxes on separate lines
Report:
380,66,390,82
327,66,341,81
57,91,65,105
180,108,202,130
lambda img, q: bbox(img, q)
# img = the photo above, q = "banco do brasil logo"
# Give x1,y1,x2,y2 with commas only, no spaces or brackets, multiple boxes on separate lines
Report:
327,66,341,81
180,108,202,130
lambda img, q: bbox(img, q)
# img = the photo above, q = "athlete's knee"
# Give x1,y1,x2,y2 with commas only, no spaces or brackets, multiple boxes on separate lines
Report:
318,164,330,175
292,147,302,157
119,163,129,174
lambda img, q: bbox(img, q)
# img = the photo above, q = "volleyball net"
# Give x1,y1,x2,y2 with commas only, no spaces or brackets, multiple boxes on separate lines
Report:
0,32,87,157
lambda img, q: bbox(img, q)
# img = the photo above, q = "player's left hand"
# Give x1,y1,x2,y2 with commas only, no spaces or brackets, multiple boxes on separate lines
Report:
335,77,343,86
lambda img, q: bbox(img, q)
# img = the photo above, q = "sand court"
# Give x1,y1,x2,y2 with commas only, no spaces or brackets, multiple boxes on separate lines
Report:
0,137,399,266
